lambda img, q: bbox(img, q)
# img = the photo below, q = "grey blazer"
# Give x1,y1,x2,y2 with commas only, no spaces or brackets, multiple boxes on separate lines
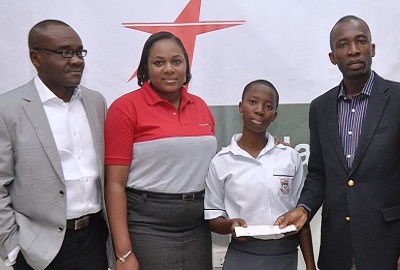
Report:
0,80,113,269
299,73,400,270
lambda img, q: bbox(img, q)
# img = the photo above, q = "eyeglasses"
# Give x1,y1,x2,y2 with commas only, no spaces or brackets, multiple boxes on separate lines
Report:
34,47,87,58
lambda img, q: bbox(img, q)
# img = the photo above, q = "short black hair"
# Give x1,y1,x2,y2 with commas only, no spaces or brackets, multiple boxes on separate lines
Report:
28,19,71,49
329,15,371,50
242,79,279,109
137,31,192,86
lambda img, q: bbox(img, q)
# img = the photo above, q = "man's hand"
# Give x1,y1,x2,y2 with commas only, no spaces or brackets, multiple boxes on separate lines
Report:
274,206,308,232
273,136,291,147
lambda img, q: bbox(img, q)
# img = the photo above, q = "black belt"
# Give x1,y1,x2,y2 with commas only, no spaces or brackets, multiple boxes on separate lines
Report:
66,212,100,230
128,188,205,201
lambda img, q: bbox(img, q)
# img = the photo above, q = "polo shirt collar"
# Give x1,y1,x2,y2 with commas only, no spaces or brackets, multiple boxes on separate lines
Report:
142,81,191,107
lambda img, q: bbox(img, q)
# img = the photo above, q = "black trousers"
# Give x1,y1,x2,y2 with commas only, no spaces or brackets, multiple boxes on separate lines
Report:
14,212,108,270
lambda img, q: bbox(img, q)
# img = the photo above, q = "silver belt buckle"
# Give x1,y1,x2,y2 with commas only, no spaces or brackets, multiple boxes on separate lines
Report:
74,215,90,230
182,193,195,201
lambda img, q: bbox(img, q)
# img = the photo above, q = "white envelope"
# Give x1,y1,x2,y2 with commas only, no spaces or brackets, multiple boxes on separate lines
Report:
234,225,297,240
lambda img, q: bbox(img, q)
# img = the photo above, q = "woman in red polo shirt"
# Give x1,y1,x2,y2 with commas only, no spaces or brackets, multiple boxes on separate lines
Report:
105,31,217,270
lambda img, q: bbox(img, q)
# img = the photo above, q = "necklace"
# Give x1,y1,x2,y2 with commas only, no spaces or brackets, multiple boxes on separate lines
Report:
172,94,181,110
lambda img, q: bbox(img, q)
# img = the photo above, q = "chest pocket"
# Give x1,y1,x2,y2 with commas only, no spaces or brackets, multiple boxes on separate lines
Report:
273,168,295,197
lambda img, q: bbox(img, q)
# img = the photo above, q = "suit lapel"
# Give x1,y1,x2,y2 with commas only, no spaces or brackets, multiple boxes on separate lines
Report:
350,75,389,174
21,82,65,181
325,86,349,171
81,88,104,178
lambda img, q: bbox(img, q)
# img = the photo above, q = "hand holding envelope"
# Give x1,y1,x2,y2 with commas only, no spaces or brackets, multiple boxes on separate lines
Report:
234,224,297,240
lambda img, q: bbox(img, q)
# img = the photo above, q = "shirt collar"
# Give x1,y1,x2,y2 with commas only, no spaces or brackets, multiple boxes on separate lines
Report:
141,81,191,106
34,75,81,104
338,71,375,99
220,132,284,157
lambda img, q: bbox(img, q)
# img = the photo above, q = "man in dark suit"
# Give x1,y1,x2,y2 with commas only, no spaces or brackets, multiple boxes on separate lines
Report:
275,15,400,270
0,20,113,269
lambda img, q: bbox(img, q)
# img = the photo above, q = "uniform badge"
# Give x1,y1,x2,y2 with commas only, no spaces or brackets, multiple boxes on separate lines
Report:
279,177,290,194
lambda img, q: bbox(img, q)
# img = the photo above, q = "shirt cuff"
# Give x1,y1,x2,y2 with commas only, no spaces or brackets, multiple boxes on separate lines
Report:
5,245,20,266
204,209,228,220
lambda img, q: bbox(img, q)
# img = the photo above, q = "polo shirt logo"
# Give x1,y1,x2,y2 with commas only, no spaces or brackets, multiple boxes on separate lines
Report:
199,123,212,129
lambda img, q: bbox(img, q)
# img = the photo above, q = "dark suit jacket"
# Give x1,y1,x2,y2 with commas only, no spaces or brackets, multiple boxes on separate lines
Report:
0,80,114,269
298,72,400,270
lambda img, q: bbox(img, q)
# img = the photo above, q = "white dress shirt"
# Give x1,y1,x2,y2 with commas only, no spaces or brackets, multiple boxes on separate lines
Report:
204,133,304,226
35,76,101,219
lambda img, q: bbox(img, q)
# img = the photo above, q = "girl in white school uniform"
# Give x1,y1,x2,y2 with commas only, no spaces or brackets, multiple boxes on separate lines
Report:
204,79,316,270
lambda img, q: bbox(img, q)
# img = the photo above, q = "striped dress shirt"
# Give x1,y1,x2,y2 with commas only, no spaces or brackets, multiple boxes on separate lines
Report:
337,72,375,168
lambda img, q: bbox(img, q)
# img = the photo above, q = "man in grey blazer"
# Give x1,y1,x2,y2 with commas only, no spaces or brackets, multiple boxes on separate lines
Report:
0,20,112,269
275,16,400,269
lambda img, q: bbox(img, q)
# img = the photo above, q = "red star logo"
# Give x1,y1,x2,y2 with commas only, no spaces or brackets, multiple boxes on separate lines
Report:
122,0,245,82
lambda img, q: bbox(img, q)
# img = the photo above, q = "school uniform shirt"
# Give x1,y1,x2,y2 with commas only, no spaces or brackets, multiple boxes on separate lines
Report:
204,133,304,226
